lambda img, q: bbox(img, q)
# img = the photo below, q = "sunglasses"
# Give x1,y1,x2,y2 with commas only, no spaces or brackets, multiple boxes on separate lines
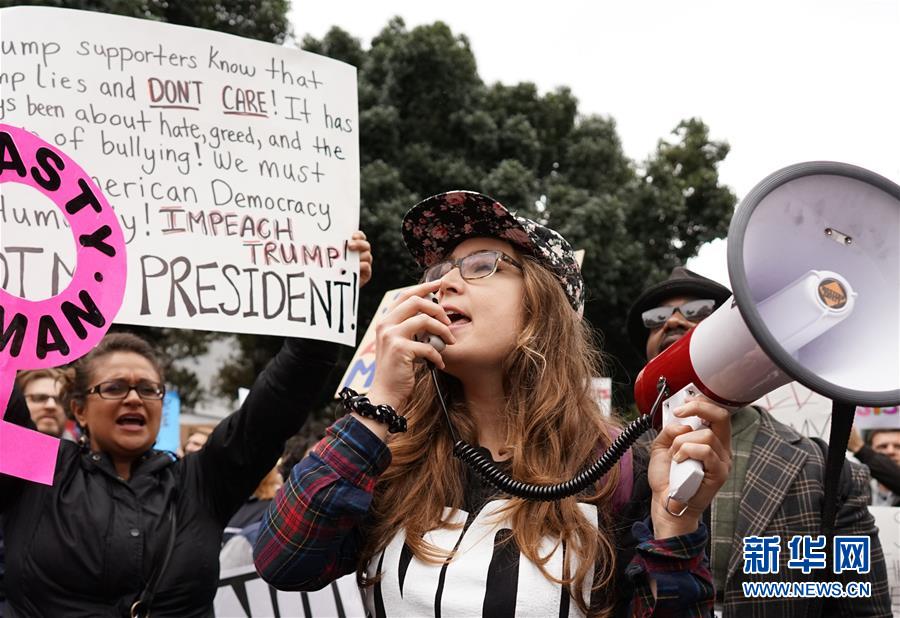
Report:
423,250,523,283
641,299,716,329
85,379,166,401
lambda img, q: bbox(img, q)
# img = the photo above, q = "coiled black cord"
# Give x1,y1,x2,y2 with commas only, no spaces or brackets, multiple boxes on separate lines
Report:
452,413,653,501
433,368,665,502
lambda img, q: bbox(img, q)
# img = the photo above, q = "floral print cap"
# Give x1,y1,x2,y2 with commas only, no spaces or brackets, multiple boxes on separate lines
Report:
402,190,585,315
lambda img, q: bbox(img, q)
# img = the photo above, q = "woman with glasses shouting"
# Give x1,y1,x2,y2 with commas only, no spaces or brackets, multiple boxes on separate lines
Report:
0,233,372,618
254,192,732,617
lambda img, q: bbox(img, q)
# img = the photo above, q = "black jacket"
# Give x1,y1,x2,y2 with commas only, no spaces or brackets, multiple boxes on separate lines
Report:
0,338,339,617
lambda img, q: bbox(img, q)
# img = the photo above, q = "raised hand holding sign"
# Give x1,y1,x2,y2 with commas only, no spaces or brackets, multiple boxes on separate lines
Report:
0,123,126,484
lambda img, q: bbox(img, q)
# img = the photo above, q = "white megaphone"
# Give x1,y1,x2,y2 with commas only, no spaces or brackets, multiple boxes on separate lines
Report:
635,161,900,506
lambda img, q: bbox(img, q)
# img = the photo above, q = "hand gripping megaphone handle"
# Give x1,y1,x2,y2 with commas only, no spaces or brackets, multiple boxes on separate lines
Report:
663,383,711,505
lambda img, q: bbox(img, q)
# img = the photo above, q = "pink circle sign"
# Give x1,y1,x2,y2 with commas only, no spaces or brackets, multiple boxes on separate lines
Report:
0,123,126,484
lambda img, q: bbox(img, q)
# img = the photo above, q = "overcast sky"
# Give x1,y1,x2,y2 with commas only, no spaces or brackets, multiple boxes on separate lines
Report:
289,0,899,285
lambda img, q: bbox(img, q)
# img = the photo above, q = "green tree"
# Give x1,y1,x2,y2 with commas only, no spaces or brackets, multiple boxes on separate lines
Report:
0,0,292,42
254,19,736,409
3,4,736,409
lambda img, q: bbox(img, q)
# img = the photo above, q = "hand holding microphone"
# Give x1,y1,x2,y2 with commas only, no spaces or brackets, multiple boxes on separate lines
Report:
415,293,447,356
365,280,454,415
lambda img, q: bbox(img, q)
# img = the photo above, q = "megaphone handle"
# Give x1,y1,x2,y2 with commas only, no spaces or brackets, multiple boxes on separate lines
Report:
669,450,706,503
662,384,709,505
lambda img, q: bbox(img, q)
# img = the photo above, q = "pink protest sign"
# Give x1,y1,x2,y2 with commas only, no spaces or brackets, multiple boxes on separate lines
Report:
0,124,126,484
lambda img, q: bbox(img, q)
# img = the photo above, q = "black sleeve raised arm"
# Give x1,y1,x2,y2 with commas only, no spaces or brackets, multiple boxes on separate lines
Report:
854,444,900,495
192,337,344,524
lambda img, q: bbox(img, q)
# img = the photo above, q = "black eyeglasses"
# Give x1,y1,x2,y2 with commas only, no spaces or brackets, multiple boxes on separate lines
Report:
642,299,716,329
423,250,523,283
85,380,165,401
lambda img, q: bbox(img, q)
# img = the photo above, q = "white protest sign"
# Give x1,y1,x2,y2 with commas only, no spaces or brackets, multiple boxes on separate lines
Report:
755,382,834,440
0,6,360,345
590,376,612,416
216,565,365,617
855,405,899,431
756,382,899,439
868,506,900,615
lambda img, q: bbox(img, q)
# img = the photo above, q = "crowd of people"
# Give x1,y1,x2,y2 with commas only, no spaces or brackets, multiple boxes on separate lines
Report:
1,194,897,617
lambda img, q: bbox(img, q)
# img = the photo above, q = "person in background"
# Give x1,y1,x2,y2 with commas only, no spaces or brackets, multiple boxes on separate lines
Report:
0,231,372,617
182,427,213,456
871,430,900,466
848,427,900,506
15,368,74,440
626,266,892,617
276,416,334,480
255,192,732,617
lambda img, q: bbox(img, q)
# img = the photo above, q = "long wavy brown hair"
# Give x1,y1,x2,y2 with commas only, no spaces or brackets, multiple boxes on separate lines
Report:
358,257,623,616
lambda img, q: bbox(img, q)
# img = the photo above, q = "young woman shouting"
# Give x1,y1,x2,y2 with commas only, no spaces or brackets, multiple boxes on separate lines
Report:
255,193,731,617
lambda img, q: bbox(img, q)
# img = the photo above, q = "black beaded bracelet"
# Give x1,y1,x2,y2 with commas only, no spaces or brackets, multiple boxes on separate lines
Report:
339,387,408,433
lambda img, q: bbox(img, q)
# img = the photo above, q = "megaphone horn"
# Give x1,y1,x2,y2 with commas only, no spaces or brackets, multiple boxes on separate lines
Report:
635,161,900,504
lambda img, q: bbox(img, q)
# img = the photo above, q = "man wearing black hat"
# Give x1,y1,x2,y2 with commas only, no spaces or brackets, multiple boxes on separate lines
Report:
627,267,891,618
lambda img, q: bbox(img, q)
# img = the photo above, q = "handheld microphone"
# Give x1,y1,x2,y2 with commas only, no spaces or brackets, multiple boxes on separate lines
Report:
415,293,446,354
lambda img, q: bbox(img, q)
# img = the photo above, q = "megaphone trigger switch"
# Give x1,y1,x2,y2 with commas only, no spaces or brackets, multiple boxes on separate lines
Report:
661,383,707,428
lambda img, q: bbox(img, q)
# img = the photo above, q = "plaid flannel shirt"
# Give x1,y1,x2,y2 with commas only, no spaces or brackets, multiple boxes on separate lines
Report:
254,415,714,617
